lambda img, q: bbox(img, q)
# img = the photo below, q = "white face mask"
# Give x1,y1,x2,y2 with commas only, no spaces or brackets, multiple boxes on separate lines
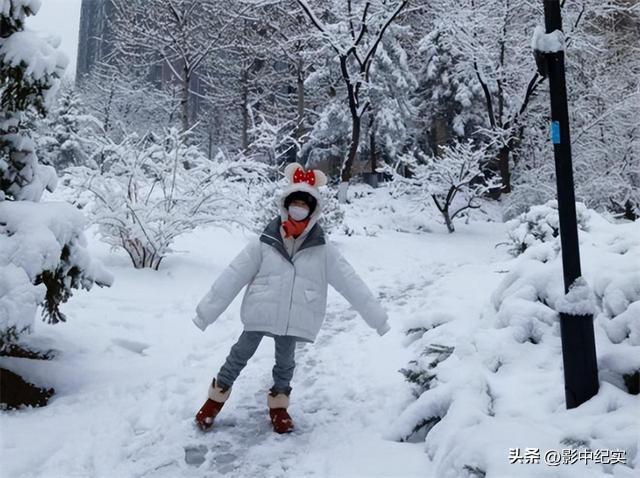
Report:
288,205,310,221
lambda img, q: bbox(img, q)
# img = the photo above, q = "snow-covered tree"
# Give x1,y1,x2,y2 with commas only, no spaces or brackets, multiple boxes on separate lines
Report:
567,1,640,219
302,99,352,176
109,0,240,132
359,24,417,174
413,26,484,156
78,63,181,146
383,140,500,232
0,0,112,407
198,1,317,163
34,83,98,170
66,128,269,270
295,0,409,202
426,0,548,196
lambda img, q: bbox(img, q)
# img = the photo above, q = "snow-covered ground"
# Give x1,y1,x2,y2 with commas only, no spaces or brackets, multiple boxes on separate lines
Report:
1,185,638,478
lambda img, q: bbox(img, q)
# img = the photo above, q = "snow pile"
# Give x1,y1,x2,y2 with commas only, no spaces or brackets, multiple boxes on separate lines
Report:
491,258,564,344
389,204,639,477
0,30,68,82
0,0,42,19
505,199,591,257
531,26,565,53
555,276,597,316
592,230,640,387
0,200,113,343
0,8,69,111
0,263,43,341
0,132,58,201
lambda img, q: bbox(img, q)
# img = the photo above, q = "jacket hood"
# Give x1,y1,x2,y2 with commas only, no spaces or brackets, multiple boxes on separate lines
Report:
278,181,323,236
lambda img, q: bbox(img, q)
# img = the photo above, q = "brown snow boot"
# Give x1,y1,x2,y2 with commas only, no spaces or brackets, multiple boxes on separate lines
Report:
268,389,294,434
195,378,231,431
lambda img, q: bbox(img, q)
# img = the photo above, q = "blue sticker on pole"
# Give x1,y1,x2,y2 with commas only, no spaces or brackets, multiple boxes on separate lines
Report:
550,120,561,144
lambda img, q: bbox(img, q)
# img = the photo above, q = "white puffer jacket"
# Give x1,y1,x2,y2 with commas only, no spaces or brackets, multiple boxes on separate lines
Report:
193,174,390,343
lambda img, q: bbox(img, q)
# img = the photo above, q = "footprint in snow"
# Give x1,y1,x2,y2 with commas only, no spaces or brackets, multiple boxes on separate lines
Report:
111,338,150,355
184,444,207,466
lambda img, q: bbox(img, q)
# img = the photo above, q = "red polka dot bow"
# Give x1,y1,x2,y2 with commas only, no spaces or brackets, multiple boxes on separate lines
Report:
292,168,316,186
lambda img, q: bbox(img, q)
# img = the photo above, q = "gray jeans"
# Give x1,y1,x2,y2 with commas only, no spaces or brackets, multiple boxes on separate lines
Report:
216,331,296,395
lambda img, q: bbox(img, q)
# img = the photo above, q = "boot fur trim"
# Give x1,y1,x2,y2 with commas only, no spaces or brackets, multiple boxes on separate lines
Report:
267,392,290,409
208,382,231,402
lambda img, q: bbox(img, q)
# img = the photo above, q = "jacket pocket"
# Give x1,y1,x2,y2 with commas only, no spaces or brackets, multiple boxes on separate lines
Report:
252,276,269,286
304,289,320,302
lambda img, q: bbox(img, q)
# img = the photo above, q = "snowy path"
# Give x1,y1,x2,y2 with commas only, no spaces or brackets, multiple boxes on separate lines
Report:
1,222,507,478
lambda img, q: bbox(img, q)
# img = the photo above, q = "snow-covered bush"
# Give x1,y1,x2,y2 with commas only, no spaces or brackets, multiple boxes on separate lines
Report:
382,140,499,232
493,214,640,390
389,208,639,477
66,128,270,269
505,200,591,257
0,1,111,369
0,202,112,336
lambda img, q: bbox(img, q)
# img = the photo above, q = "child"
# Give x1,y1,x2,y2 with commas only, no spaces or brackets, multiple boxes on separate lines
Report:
192,162,391,434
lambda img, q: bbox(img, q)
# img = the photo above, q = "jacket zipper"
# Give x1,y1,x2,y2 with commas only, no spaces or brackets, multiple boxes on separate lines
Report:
267,230,320,336
284,244,322,335
285,265,295,335
285,235,303,335
261,232,281,243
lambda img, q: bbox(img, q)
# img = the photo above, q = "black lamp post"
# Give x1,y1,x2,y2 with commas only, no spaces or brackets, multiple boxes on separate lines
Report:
534,0,599,409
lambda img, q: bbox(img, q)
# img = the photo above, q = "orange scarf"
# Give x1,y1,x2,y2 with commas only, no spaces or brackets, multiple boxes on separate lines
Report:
282,217,310,238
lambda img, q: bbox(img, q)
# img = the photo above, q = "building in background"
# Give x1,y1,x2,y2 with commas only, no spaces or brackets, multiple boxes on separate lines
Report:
75,0,203,125
76,0,116,81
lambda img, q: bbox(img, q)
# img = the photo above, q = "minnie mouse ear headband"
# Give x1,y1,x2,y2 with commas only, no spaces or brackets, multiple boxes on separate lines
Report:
283,162,328,187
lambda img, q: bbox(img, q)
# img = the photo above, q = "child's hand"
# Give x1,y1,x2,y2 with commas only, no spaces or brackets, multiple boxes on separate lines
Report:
192,315,208,332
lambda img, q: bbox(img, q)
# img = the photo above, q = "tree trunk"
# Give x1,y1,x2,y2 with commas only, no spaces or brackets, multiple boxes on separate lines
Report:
498,145,511,194
123,238,163,270
369,117,377,174
432,193,456,233
432,115,449,156
208,123,214,161
295,57,305,143
339,114,361,203
443,209,455,233
241,69,249,152
181,66,190,133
